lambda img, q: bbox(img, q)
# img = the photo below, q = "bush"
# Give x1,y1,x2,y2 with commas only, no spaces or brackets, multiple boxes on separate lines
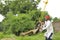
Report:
2,12,36,34
1,11,48,35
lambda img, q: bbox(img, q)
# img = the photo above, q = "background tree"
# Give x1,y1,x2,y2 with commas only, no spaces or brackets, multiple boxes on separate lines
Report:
0,0,49,35
53,17,60,22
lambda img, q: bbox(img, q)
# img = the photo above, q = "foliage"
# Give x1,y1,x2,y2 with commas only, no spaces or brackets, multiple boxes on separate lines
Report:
0,0,40,15
39,11,48,21
2,13,35,34
0,0,49,34
53,17,60,22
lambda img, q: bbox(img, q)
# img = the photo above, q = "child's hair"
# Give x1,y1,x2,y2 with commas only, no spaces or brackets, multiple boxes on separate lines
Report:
45,15,50,20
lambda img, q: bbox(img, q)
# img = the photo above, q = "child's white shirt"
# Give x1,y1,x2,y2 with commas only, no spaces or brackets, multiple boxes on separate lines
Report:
42,20,53,38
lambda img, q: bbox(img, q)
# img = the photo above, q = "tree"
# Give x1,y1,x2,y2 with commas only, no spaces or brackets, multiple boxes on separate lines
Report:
39,11,48,21
0,0,49,35
0,0,40,15
53,17,60,22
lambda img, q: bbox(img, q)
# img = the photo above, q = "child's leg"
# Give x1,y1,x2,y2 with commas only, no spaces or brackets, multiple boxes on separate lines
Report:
48,38,52,40
45,33,53,40
47,33,53,40
45,37,52,40
45,37,48,40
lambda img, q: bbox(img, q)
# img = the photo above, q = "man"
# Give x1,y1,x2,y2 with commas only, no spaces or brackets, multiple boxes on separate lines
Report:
42,15,54,40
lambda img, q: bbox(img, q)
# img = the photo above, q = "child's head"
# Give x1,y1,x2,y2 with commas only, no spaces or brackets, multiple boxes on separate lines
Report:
45,15,50,21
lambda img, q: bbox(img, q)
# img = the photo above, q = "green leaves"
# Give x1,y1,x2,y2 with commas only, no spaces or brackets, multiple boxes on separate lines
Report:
2,12,35,34
53,17,60,22
0,0,49,35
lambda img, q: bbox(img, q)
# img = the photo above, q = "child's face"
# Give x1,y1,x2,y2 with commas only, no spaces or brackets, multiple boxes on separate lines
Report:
45,17,47,21
41,22,45,25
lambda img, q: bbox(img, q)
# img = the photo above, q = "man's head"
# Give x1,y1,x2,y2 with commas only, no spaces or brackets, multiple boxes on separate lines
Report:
45,15,50,21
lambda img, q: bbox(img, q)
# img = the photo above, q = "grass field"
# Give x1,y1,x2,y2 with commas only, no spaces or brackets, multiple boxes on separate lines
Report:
0,32,60,40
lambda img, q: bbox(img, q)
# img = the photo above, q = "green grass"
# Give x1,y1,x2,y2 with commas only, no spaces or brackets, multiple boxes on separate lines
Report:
16,33,44,40
0,32,60,40
53,32,60,40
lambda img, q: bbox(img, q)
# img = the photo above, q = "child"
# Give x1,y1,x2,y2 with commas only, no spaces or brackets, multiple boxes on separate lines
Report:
42,15,54,40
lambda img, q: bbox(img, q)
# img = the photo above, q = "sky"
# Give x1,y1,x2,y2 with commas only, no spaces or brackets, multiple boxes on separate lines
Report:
37,0,60,18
